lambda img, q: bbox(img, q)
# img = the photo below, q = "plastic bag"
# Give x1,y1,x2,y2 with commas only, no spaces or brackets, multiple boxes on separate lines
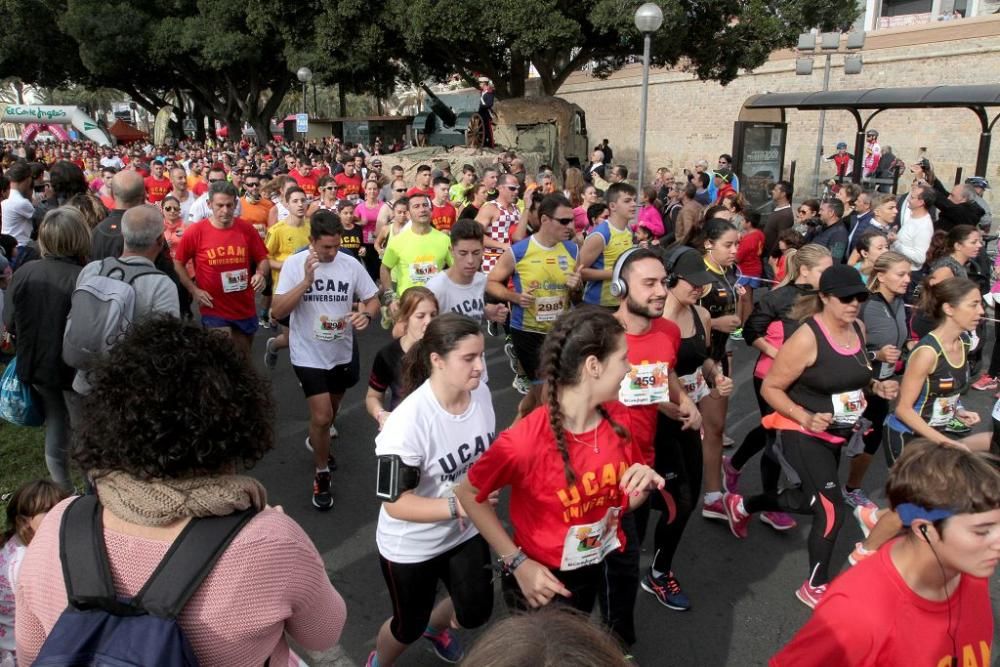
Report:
0,357,45,427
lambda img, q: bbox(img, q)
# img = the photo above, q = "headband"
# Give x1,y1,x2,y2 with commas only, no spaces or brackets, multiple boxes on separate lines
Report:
897,503,954,527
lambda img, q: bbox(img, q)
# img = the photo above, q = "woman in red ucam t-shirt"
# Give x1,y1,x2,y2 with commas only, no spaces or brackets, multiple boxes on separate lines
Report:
456,306,664,613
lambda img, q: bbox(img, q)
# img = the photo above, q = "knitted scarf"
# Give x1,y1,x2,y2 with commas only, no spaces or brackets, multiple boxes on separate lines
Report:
94,470,268,526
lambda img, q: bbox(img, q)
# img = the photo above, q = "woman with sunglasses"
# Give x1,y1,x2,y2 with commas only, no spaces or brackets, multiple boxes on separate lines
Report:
851,277,991,566
722,265,898,609
307,175,338,217
793,199,821,237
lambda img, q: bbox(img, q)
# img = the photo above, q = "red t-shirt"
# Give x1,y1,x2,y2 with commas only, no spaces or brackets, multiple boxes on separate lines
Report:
144,176,172,203
736,228,765,278
334,172,363,201
192,180,209,197
290,170,319,198
406,186,434,200
468,401,644,570
621,318,681,465
431,201,457,233
175,218,268,321
771,541,994,667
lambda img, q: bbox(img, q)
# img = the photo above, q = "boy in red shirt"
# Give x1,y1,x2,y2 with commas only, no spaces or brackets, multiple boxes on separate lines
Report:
430,177,457,232
143,159,172,204
290,156,319,199
333,160,363,202
771,441,1000,667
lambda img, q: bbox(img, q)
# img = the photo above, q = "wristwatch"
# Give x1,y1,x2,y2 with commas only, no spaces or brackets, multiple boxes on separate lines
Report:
499,548,527,575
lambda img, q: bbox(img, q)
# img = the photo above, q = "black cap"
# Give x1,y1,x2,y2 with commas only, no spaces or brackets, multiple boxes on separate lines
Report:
819,264,867,298
670,249,715,286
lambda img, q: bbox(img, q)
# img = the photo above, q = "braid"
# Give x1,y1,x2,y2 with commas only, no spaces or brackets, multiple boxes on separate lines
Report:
544,324,576,486
597,404,630,444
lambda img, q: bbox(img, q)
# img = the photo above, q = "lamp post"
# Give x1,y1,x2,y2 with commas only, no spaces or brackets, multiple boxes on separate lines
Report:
634,3,663,203
297,67,312,140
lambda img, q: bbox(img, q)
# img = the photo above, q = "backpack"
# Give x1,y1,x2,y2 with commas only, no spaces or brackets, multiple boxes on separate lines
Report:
33,495,255,667
63,258,163,370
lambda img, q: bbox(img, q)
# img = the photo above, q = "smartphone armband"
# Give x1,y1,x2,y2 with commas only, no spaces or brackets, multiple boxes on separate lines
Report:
376,454,421,501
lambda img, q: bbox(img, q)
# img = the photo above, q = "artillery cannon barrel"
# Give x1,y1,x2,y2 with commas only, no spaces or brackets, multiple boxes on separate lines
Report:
420,84,458,128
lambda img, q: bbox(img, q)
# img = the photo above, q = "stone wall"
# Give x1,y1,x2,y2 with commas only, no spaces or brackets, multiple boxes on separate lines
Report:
557,14,1000,205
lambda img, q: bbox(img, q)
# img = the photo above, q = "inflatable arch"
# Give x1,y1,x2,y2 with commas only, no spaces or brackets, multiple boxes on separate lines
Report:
1,104,112,146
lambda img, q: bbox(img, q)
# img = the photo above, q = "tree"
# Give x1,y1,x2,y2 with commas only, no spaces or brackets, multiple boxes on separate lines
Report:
385,0,860,98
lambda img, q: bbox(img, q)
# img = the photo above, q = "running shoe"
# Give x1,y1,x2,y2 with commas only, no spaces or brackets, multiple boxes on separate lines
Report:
329,424,339,439
854,505,881,539
487,320,501,337
422,627,464,663
312,471,333,511
759,512,797,531
305,437,338,471
258,317,271,329
512,374,531,395
971,372,999,391
945,417,971,435
701,496,727,521
366,650,378,667
842,487,878,510
729,328,744,341
722,455,741,493
848,542,875,566
794,580,827,610
723,493,750,539
722,433,735,448
503,336,519,374
263,337,279,370
640,569,691,611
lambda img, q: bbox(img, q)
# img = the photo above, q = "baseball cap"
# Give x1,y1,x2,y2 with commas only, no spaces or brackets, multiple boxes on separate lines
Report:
966,176,990,190
715,169,732,183
668,249,715,286
836,141,847,150
818,264,867,299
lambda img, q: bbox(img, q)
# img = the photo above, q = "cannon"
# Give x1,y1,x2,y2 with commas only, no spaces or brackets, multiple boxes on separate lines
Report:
411,84,486,148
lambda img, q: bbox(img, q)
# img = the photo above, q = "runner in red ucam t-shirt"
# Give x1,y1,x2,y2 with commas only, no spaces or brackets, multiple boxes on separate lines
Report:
143,160,172,204
457,307,664,635
771,441,1000,667
334,161,363,202
174,181,269,357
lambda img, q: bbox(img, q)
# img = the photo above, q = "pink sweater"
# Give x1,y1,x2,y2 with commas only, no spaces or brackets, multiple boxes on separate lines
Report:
16,498,346,666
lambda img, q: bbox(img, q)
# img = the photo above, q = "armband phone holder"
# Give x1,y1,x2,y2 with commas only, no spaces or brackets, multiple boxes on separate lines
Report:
376,454,421,502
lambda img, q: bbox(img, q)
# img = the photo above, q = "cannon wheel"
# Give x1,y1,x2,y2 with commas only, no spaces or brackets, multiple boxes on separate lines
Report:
465,114,485,149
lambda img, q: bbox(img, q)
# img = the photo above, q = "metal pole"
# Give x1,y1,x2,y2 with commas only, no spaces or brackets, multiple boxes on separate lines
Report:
812,52,832,195
302,82,308,141
637,32,652,205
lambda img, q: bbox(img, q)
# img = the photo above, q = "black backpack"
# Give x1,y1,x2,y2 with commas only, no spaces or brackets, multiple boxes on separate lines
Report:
33,495,255,667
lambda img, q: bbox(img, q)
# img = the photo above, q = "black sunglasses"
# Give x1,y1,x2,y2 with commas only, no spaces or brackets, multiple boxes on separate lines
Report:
552,216,575,226
833,292,869,304
394,188,406,192
209,178,224,183
162,206,180,212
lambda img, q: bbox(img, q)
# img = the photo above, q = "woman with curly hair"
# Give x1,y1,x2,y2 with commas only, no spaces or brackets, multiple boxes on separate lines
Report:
456,307,663,620
13,317,346,665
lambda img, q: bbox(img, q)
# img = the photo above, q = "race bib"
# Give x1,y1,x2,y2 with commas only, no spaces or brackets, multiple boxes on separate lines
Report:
559,506,622,571
679,368,710,403
221,268,248,293
409,261,438,284
315,315,348,342
534,295,564,323
929,394,960,428
619,362,670,406
831,389,866,426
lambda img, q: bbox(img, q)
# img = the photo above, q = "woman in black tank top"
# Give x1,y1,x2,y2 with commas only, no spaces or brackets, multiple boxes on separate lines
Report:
719,265,899,610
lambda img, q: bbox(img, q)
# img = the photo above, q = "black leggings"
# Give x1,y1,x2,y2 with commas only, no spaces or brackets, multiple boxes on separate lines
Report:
379,535,493,644
862,393,890,456
729,377,781,494
743,433,847,586
502,561,604,617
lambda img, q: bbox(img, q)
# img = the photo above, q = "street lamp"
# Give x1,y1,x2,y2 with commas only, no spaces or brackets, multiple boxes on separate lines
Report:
634,2,663,203
297,67,313,116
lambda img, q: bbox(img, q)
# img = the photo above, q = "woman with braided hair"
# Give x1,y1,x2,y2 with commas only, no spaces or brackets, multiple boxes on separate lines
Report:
457,306,664,619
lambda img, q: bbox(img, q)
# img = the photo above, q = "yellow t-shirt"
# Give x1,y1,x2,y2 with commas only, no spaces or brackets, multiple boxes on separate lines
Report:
381,225,452,294
265,219,312,284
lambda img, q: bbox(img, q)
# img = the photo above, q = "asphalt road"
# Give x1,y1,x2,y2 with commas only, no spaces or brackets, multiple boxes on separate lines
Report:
247,321,1000,667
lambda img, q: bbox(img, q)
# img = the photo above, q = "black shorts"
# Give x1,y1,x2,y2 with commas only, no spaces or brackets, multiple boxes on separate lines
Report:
293,344,360,397
883,427,919,467
510,328,546,380
379,534,493,644
262,272,274,297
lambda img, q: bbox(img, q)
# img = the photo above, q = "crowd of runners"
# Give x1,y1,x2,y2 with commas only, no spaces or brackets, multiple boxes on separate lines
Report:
0,136,998,667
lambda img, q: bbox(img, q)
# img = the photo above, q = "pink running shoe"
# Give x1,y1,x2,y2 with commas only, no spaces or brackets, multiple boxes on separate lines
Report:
722,456,741,493
760,511,797,531
795,580,827,609
723,493,750,539
854,505,881,539
848,542,876,566
701,496,727,520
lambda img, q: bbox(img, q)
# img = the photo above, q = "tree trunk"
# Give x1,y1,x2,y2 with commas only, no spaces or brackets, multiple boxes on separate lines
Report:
338,84,347,117
507,53,527,98
194,112,207,143
226,115,241,143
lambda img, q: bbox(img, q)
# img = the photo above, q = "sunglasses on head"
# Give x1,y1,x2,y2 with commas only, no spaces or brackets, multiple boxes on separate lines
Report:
833,292,869,304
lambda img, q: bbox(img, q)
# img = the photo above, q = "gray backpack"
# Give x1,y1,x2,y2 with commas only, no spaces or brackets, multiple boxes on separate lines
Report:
63,258,163,370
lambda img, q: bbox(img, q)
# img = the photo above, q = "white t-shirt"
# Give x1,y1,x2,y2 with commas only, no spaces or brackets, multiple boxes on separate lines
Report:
375,380,496,563
892,212,933,270
426,272,487,322
275,250,378,370
186,192,243,225
1,190,35,245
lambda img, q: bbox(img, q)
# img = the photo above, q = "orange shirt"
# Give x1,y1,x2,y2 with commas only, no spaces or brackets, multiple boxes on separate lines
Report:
240,197,274,240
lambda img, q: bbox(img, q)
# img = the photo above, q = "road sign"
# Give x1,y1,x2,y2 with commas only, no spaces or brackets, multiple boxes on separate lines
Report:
296,113,309,133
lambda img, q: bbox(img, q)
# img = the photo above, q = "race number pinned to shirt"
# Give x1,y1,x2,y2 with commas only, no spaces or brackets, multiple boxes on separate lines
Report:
221,268,248,293
679,368,709,403
534,295,564,323
315,315,348,342
929,394,960,428
559,506,622,571
619,361,670,406
409,259,439,285
831,389,866,426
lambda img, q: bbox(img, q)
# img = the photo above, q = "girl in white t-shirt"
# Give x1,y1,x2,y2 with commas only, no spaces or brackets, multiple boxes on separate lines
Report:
368,314,496,667
0,480,68,666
